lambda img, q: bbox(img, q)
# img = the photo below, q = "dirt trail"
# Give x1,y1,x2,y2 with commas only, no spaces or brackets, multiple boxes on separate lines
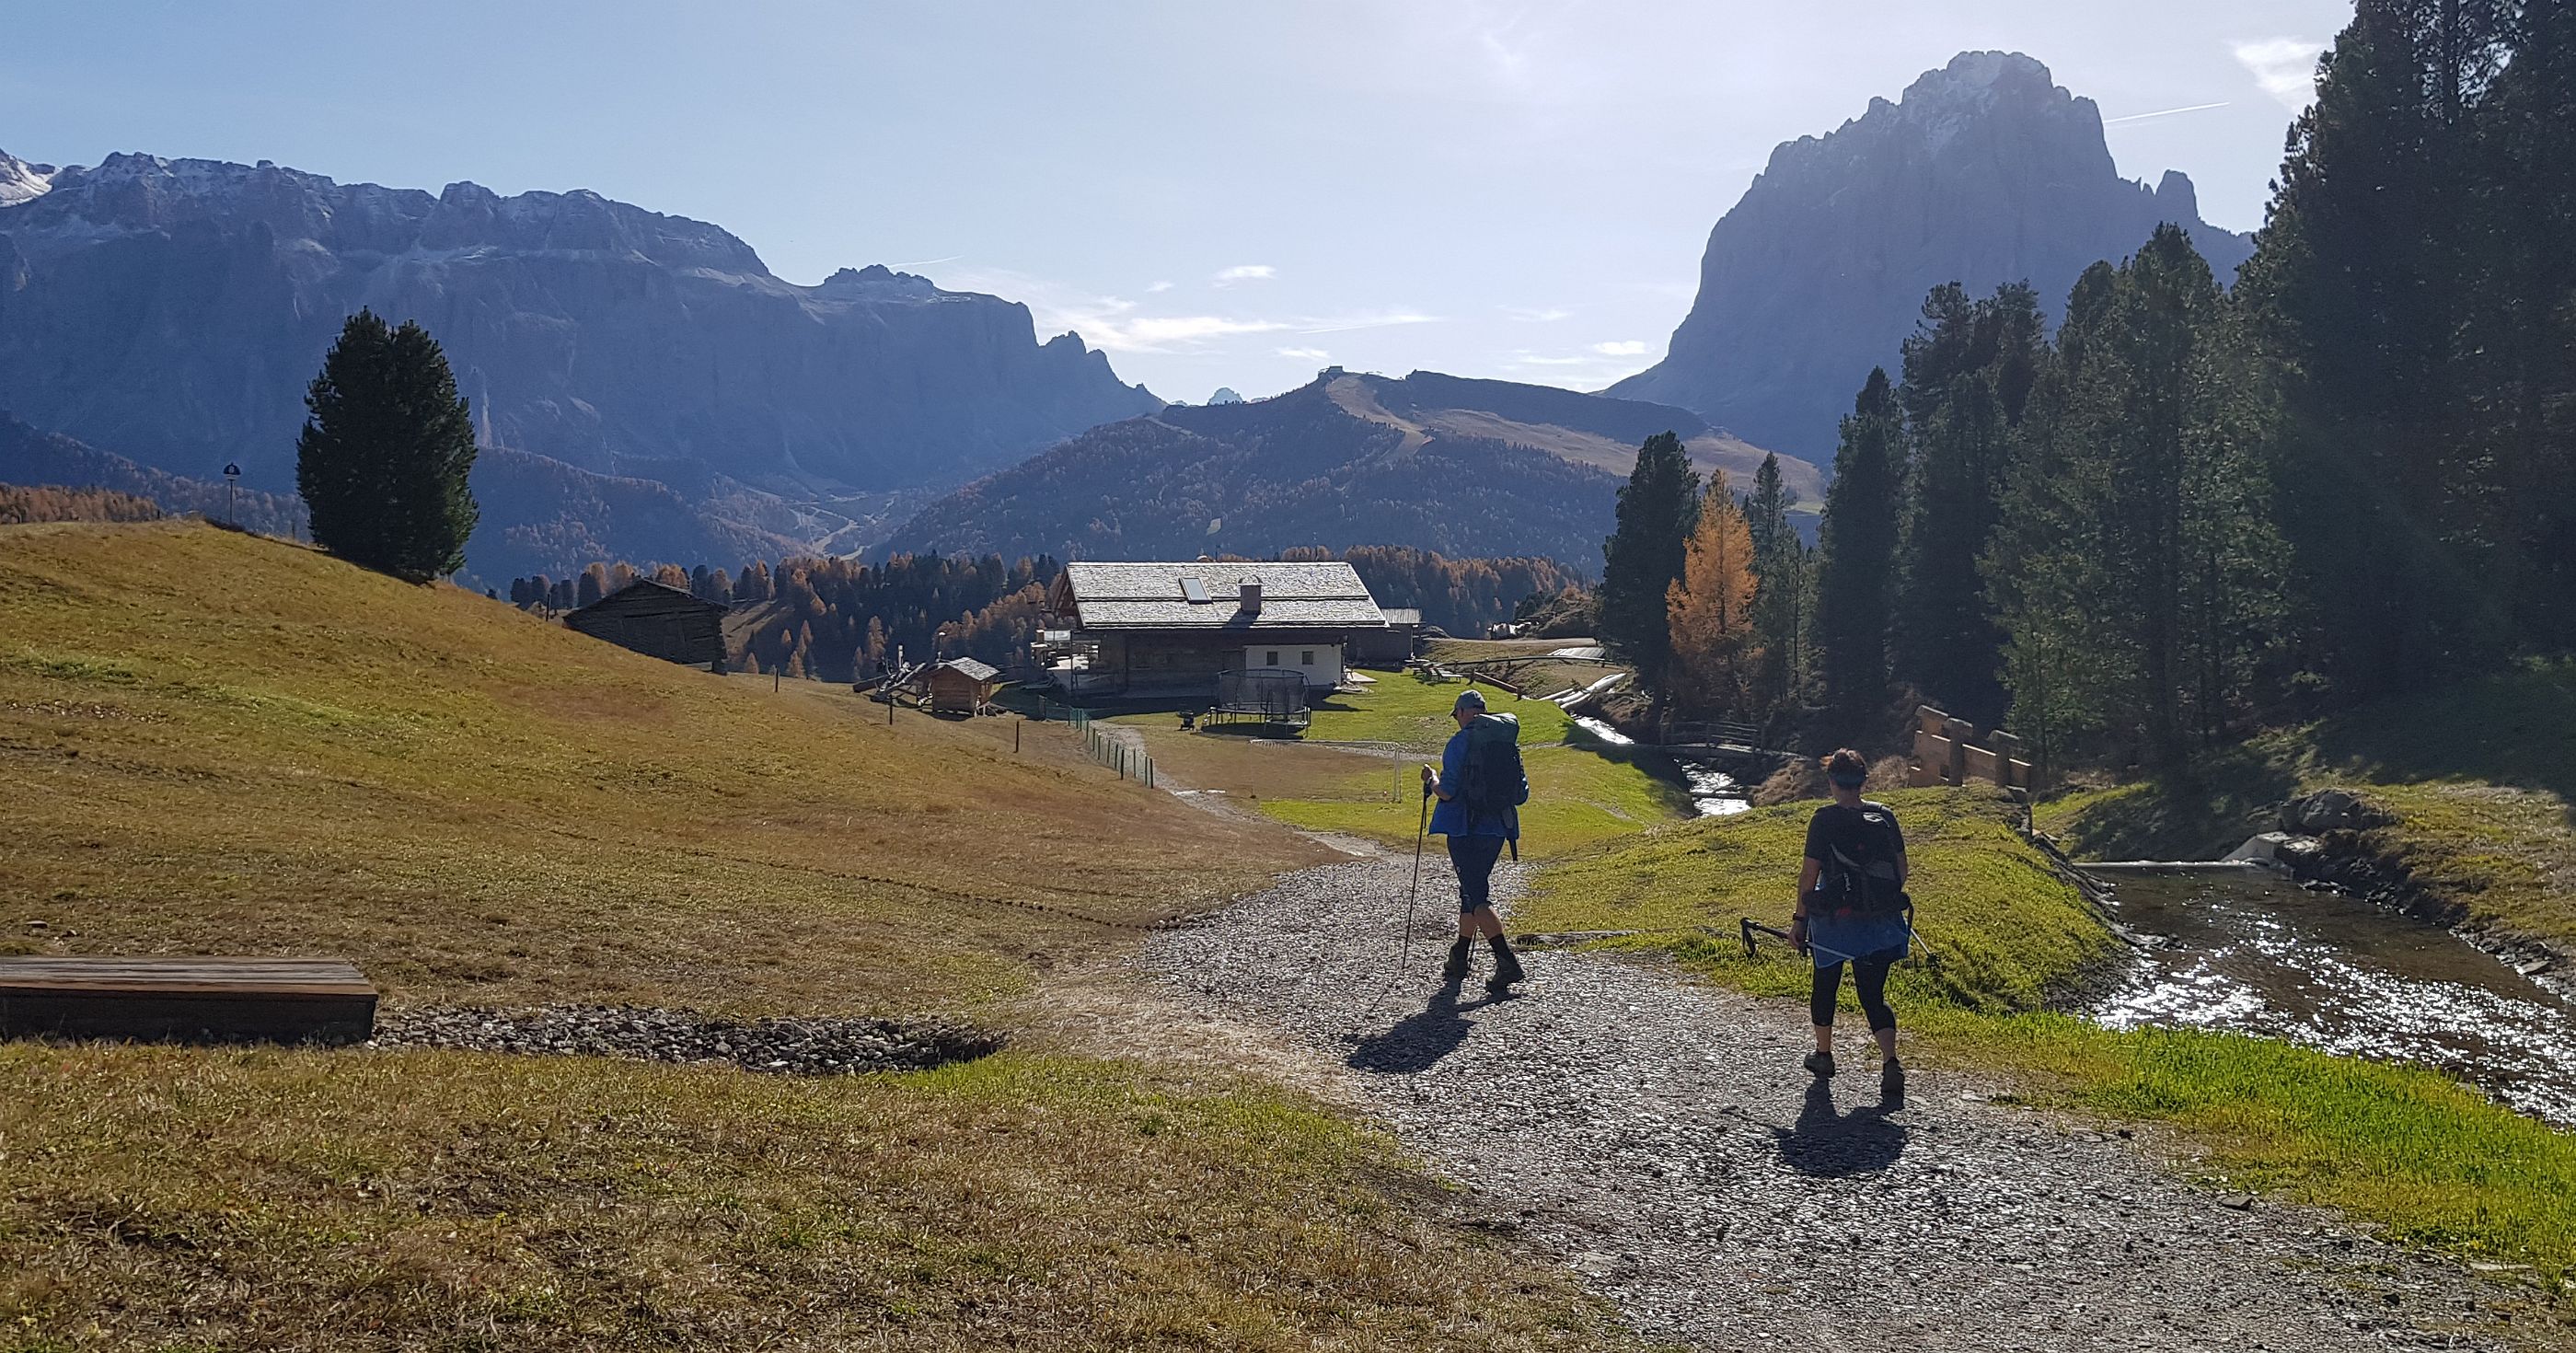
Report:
1140,858,2569,1352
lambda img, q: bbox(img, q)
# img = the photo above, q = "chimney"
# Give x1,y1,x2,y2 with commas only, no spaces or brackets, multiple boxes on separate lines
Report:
1239,579,1263,613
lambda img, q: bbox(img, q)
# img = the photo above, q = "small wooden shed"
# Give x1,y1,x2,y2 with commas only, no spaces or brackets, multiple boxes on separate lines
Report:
565,579,727,669
927,657,1001,714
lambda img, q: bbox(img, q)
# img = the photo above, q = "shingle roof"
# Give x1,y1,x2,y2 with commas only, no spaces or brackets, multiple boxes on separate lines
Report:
1380,607,1422,626
1060,561,1387,630
936,656,1000,682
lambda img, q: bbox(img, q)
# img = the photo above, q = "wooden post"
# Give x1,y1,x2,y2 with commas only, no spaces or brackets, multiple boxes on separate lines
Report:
1015,719,1022,754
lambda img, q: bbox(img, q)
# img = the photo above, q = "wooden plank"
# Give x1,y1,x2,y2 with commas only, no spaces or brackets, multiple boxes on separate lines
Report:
0,957,377,1045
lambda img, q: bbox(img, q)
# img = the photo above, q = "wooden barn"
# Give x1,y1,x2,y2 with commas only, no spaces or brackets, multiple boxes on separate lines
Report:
928,657,1001,714
1038,561,1388,701
1346,607,1421,666
564,579,727,670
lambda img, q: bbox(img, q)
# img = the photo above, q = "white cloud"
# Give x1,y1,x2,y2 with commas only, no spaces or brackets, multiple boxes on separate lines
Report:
2233,38,2327,111
1276,346,1332,362
1592,340,1650,356
1503,305,1574,323
1296,310,1440,334
1214,264,1276,285
2103,100,2231,127
1145,280,1174,294
1121,315,1290,343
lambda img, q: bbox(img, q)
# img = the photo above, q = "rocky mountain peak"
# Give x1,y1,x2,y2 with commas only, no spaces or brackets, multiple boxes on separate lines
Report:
1611,52,2254,462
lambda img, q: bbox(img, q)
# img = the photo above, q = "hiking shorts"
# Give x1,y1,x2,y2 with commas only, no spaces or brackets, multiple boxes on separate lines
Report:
1448,833,1507,913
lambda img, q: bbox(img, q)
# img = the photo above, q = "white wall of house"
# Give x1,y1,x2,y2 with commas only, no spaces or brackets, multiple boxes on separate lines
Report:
1244,642,1344,688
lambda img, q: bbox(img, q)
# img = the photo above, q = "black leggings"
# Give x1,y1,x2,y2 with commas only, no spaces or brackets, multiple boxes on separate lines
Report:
1811,952,1897,1032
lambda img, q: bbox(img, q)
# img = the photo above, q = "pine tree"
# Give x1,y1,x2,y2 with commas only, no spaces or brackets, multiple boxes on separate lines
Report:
1814,370,1905,742
2243,0,2514,696
1892,283,2046,723
295,309,479,583
1598,431,1701,690
1742,452,1805,715
1665,472,1762,715
1991,232,2287,769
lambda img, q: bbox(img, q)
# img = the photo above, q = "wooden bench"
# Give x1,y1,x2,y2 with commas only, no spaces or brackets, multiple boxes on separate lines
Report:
0,957,377,1045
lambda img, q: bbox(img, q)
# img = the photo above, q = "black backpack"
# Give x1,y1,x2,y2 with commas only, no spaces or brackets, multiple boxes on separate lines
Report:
1818,802,1907,918
1458,712,1531,843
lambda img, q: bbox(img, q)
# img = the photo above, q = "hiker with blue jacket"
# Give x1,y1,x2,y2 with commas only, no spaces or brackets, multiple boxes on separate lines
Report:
1419,688,1529,992
1794,748,1910,1091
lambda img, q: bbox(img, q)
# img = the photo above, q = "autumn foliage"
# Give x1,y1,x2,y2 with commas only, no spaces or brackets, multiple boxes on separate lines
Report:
1665,472,1762,715
0,483,166,526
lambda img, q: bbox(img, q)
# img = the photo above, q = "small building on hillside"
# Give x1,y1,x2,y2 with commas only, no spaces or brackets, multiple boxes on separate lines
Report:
1039,561,1388,701
1346,607,1421,667
564,580,727,670
927,657,1001,714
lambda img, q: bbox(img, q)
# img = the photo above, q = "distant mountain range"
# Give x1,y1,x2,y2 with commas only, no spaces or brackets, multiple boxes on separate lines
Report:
0,148,1157,575
0,411,801,581
884,370,1821,569
1612,52,2257,461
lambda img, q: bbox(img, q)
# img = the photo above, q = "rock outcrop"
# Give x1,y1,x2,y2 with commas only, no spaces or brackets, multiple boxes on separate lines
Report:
0,149,1161,563
1611,52,2256,461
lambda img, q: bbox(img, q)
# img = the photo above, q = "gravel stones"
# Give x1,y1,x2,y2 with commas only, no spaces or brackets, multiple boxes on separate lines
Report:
371,1003,1003,1074
1143,858,2552,1352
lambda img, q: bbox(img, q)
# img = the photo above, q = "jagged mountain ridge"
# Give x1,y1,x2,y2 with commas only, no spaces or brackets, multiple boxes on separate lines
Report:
1611,52,2257,460
0,147,1161,565
884,371,1823,569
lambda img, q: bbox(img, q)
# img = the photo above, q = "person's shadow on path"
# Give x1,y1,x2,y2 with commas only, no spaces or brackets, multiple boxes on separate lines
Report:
1346,982,1489,1074
1774,1077,1909,1177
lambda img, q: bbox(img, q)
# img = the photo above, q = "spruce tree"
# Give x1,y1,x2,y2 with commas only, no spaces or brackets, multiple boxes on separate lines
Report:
1891,283,2046,723
1814,370,1904,742
2243,0,2513,696
295,309,479,583
1598,431,1701,688
1743,452,1806,716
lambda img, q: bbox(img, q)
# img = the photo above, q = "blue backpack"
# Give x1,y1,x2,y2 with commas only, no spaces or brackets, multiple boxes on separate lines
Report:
1458,712,1531,852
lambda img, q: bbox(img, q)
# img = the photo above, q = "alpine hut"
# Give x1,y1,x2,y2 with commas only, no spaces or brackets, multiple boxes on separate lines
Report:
1038,561,1387,701
563,579,727,670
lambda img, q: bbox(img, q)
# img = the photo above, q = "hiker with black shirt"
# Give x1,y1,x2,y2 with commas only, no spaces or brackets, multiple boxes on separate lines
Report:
1793,748,1911,1091
1419,688,1529,993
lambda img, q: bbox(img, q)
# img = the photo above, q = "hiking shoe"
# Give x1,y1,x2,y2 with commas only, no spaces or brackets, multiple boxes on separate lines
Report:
1879,1058,1906,1106
1440,939,1473,983
1487,935,1526,987
1802,1051,1836,1078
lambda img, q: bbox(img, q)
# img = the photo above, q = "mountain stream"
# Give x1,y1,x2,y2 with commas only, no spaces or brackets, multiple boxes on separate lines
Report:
2090,868,2576,1128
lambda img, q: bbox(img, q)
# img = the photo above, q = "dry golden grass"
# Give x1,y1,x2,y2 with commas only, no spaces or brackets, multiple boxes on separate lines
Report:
0,522,1326,1015
0,524,1629,1350
0,1046,1623,1352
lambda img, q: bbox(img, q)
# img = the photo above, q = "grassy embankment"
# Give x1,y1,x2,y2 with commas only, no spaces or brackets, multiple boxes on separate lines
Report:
0,521,1629,1351
2041,659,2576,952
1518,786,2576,1291
1116,667,1690,858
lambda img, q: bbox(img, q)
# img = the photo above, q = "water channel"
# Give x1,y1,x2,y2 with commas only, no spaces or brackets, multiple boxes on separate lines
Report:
1570,715,1750,817
2091,868,2576,1128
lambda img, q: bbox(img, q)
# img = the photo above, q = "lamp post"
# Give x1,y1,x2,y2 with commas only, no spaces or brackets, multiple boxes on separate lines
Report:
222,463,241,526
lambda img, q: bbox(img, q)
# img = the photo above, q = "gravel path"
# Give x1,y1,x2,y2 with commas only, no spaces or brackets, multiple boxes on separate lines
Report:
1141,858,2564,1352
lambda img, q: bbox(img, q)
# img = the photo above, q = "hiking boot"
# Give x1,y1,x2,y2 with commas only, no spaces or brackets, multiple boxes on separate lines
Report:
1879,1058,1906,1107
1802,1051,1837,1079
1440,938,1473,983
1486,935,1526,988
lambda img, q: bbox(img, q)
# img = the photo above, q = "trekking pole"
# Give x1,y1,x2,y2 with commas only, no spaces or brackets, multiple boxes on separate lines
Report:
1399,786,1430,979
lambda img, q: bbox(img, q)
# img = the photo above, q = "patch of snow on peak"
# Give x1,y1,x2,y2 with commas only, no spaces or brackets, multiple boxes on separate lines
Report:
0,150,58,207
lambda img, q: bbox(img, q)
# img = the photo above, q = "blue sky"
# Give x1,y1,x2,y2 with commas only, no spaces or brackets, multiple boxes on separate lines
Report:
6,1,2350,402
